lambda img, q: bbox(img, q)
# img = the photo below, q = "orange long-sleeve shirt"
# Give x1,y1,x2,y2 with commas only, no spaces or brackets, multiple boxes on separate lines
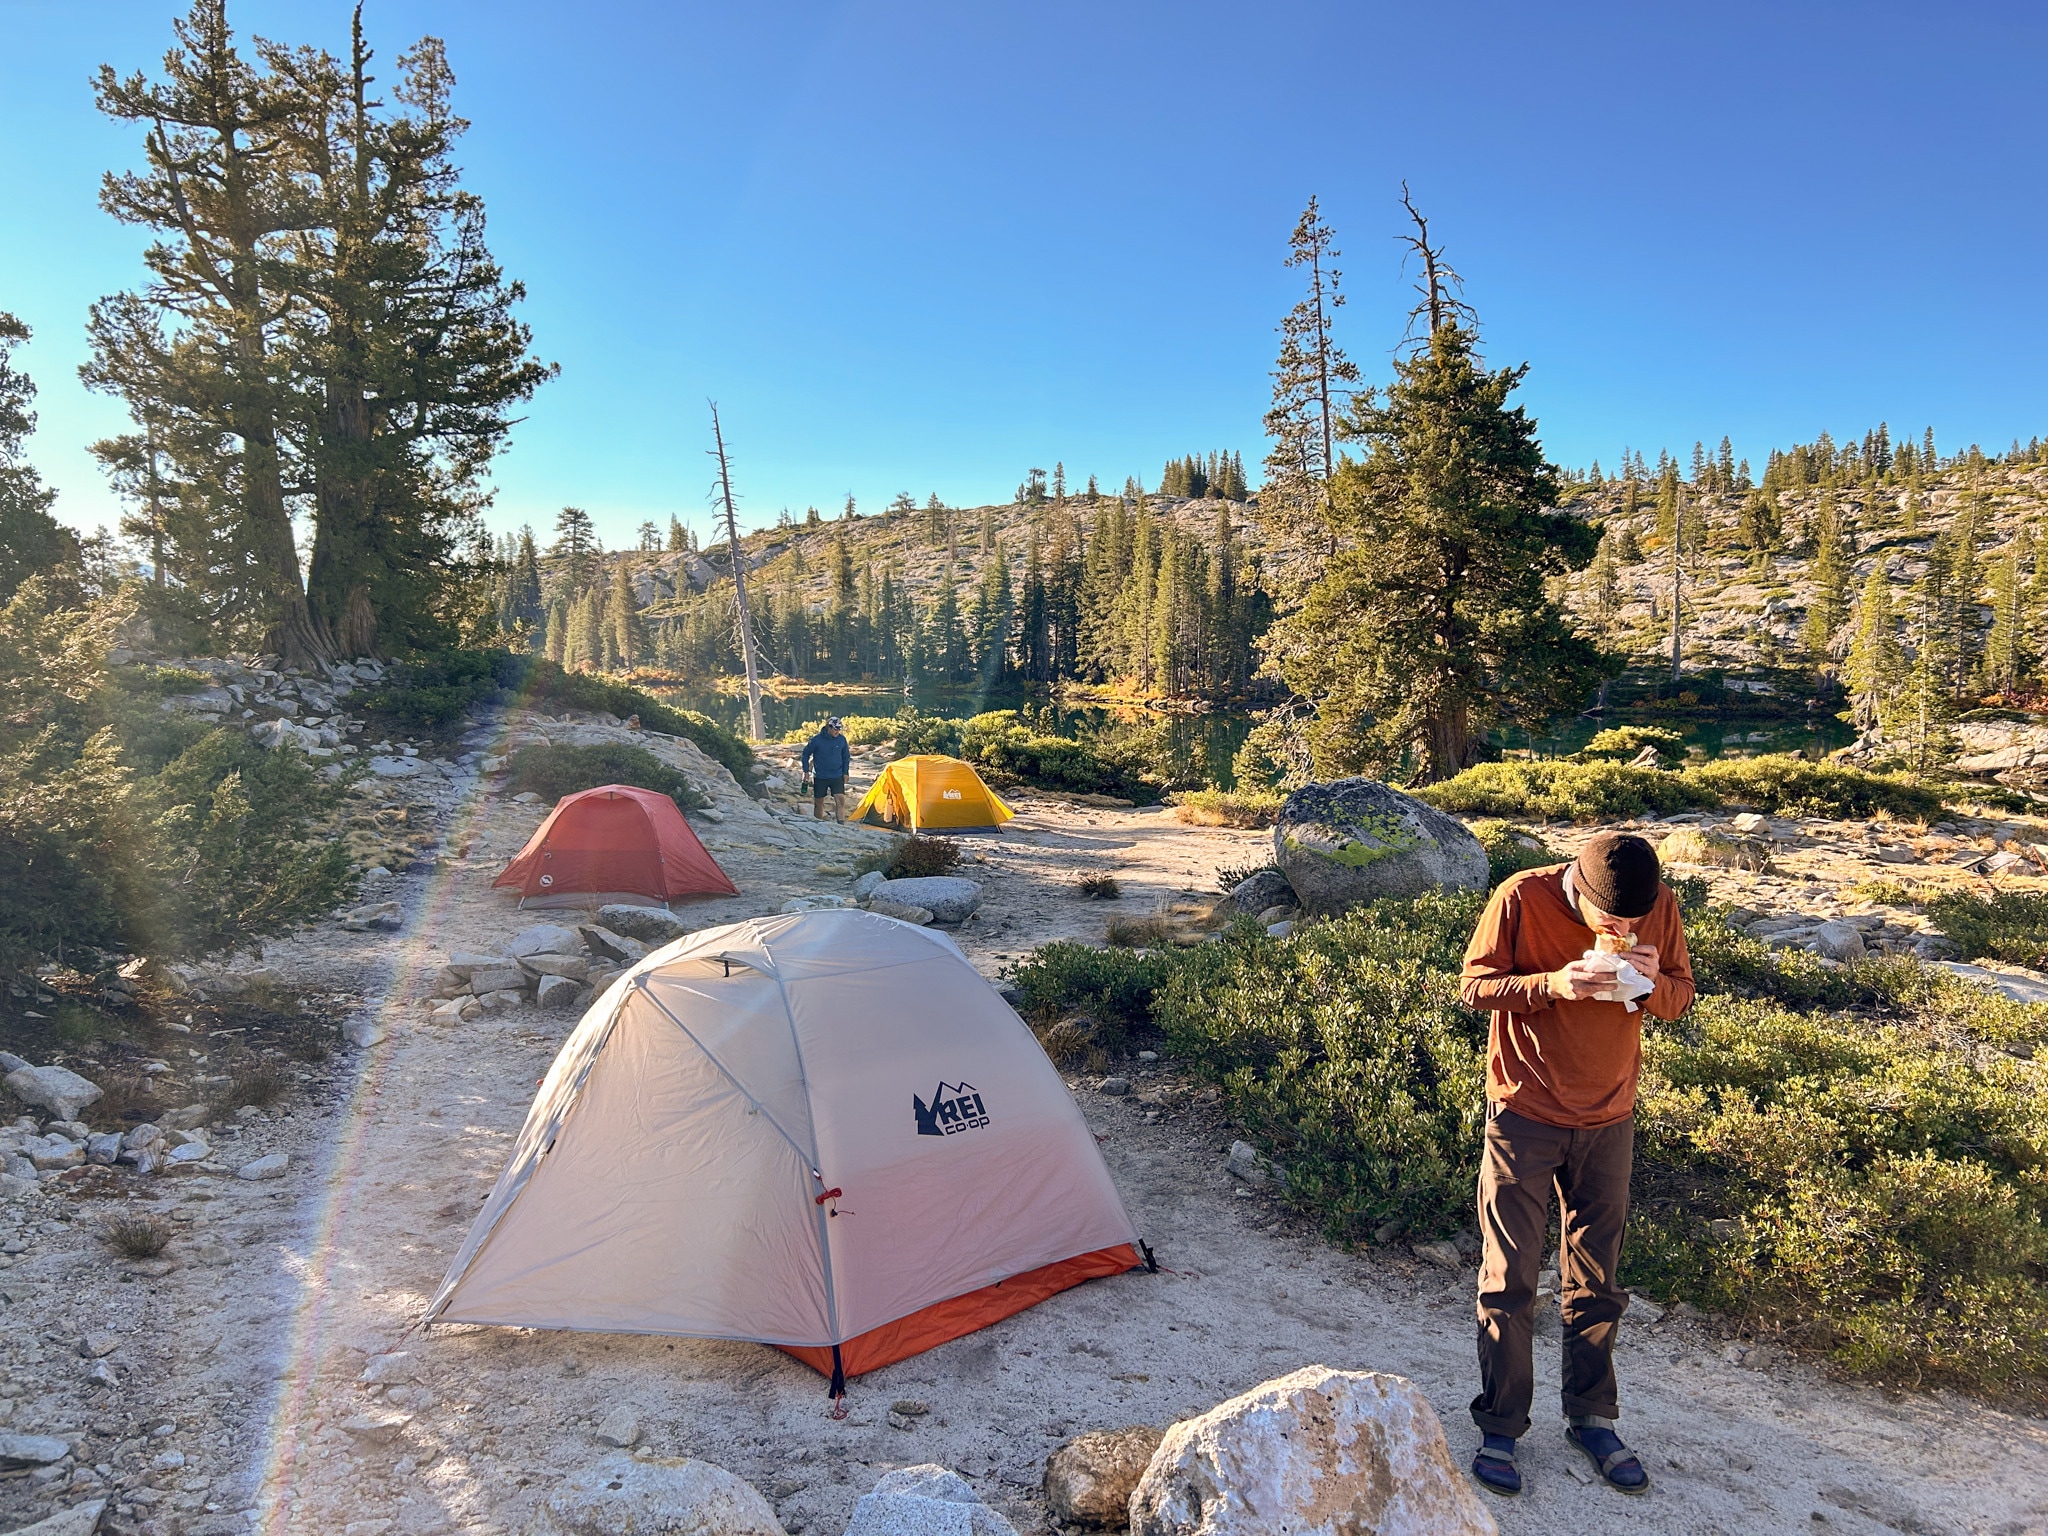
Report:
1459,864,1694,1129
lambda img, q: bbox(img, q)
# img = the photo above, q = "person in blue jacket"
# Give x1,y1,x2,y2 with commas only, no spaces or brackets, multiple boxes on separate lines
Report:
800,716,852,821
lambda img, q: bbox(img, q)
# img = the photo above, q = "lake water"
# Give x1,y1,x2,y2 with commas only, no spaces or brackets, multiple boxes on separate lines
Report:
649,679,1851,786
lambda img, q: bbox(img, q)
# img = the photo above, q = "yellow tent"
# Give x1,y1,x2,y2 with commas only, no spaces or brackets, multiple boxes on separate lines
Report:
854,754,1014,831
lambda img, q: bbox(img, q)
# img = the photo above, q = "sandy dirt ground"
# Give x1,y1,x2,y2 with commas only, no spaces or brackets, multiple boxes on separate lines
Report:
5,713,2047,1536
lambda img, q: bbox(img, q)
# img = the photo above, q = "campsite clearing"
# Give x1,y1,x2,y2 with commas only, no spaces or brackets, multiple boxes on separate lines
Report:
1,709,2043,1536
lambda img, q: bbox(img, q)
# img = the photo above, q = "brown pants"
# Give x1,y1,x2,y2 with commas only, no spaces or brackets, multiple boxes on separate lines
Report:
1470,1103,1633,1439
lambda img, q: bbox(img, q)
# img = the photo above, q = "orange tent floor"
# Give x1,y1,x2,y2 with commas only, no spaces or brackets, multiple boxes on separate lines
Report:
780,1243,1142,1384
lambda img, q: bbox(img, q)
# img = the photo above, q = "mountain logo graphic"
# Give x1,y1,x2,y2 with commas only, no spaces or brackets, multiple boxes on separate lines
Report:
914,1080,991,1137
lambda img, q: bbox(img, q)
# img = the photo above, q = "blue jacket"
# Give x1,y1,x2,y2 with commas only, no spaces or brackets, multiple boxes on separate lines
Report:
802,730,851,779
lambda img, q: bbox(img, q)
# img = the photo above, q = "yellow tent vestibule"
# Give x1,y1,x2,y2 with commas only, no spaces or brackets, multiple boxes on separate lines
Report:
853,754,1014,831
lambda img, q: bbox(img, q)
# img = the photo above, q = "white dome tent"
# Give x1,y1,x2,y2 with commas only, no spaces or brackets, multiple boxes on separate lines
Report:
426,909,1149,1393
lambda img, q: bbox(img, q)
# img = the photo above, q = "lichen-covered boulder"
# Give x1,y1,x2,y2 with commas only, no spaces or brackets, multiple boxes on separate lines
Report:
1129,1367,1496,1536
1273,780,1487,916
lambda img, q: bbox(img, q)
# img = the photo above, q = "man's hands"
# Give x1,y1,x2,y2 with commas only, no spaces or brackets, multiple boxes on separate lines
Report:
1545,944,1660,1003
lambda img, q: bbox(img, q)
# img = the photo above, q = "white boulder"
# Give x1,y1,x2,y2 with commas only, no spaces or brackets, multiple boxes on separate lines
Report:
599,904,691,943
544,1453,784,1535
508,922,581,957
1129,1366,1497,1536
843,1464,1016,1536
6,1063,103,1121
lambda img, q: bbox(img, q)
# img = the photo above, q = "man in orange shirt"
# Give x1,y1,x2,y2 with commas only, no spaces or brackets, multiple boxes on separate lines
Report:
1457,831,1693,1498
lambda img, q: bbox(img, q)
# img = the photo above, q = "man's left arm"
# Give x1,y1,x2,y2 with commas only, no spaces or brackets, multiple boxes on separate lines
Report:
1642,898,1695,1019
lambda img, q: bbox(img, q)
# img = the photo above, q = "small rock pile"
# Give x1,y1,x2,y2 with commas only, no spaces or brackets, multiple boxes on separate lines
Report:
421,908,695,1021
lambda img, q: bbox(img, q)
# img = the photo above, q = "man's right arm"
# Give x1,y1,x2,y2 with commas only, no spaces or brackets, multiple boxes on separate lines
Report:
1459,885,1552,1012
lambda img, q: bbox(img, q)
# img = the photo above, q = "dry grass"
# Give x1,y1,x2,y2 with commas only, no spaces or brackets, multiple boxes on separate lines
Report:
1106,899,1227,949
1034,1018,1108,1073
219,1063,287,1112
87,1071,156,1131
99,1211,172,1260
885,835,963,879
1075,872,1122,900
1171,788,1285,828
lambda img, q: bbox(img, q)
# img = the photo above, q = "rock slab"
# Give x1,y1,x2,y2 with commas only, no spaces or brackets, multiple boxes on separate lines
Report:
843,1464,1016,1536
1129,1365,1497,1536
5,1499,108,1536
1228,867,1298,917
870,876,984,924
600,904,691,943
1045,1426,1165,1526
5,1064,103,1121
1274,781,1488,916
544,1453,784,1535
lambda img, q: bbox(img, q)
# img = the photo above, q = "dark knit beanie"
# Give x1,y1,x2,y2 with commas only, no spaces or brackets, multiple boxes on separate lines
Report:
1571,831,1661,920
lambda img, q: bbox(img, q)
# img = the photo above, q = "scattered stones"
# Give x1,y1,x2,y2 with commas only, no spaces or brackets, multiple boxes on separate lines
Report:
5,1063,104,1121
1228,867,1297,917
779,895,853,914
339,1409,412,1444
593,1406,641,1448
1045,1426,1165,1527
1224,1141,1263,1183
1658,828,1772,872
1274,779,1489,916
1129,1366,1497,1536
237,1152,290,1181
852,870,888,900
366,755,422,778
4,1498,109,1536
78,1332,120,1359
466,966,529,995
579,924,647,965
598,903,690,943
508,922,582,958
521,953,590,980
342,1016,389,1049
1629,1293,1666,1324
1412,1240,1464,1270
84,1132,123,1166
1813,920,1867,961
544,1453,784,1536
868,876,984,924
339,899,403,932
536,974,583,1008
1099,1077,1132,1096
1727,812,1772,836
0,1432,72,1468
358,1352,420,1386
844,1464,1017,1536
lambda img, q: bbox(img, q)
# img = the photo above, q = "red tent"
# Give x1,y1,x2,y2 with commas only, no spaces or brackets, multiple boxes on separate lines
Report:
493,785,738,908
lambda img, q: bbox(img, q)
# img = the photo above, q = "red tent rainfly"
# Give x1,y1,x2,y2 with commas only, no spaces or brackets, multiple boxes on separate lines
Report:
493,785,737,907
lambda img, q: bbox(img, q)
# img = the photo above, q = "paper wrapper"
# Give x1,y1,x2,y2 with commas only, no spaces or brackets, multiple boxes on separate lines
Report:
1582,947,1654,1012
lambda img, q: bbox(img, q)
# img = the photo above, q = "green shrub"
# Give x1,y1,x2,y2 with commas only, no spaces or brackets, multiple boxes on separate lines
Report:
1467,819,1558,887
501,743,706,811
1419,760,1715,822
1010,884,2048,1402
364,650,753,777
956,709,1158,801
1419,755,1946,824
778,714,896,746
892,707,963,758
1685,757,1943,820
1577,725,1686,762
1924,890,2048,969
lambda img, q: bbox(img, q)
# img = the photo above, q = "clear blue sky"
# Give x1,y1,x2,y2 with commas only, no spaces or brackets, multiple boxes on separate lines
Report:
4,0,2044,549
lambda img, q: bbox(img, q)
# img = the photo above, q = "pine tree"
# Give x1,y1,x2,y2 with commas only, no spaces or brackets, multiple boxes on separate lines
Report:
609,559,647,669
1278,317,1601,779
542,596,569,663
501,526,543,639
1716,436,1736,491
553,506,596,588
1262,196,1360,538
1803,494,1853,667
1845,564,1904,733
1737,490,1780,554
1947,502,1983,693
0,315,81,601
1984,527,2029,696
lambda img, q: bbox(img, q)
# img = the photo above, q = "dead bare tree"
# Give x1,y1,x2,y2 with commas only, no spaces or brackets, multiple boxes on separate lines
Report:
708,401,765,742
1398,182,1478,342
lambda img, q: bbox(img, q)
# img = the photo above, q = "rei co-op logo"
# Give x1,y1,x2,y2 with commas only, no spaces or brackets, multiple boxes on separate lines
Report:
941,788,963,800
914,1081,990,1137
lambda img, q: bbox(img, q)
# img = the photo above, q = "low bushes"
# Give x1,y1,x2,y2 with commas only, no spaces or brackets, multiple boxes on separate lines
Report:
1010,890,2048,1403
365,650,753,777
501,743,706,811
1467,819,1557,887
778,715,896,747
1419,754,1948,824
1923,890,2048,969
